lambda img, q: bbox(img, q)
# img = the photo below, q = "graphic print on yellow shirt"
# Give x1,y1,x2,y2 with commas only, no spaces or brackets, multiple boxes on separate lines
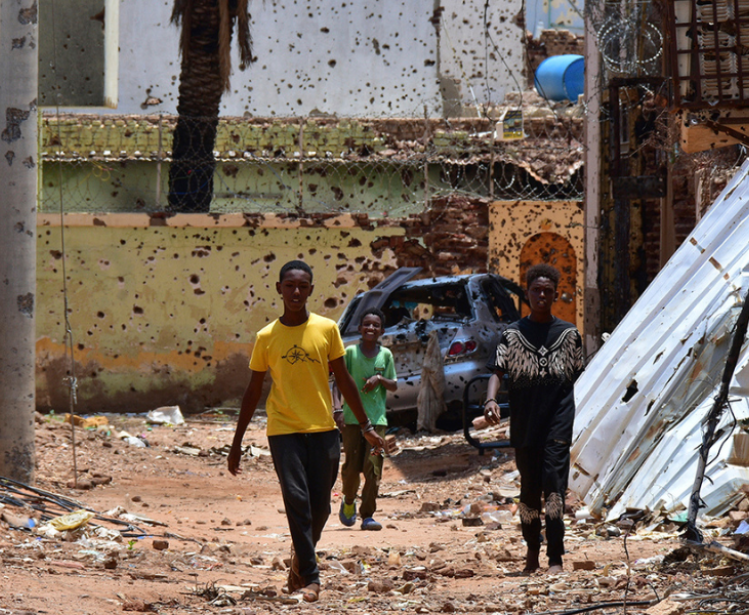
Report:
249,313,345,436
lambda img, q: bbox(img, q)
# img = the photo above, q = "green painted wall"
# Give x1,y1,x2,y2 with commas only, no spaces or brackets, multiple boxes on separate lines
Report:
36,214,403,413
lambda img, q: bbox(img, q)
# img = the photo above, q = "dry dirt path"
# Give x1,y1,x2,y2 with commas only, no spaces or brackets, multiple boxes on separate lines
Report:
0,413,744,614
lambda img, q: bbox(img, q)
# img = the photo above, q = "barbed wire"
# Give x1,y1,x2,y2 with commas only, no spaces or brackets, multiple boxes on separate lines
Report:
39,102,585,215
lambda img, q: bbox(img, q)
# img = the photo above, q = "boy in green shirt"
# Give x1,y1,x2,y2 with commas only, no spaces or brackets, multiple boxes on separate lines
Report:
333,308,397,531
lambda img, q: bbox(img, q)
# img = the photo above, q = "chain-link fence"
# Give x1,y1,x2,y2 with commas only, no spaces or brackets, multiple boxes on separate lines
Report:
40,102,585,216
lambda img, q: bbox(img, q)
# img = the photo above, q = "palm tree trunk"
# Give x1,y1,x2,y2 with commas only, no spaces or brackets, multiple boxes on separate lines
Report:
168,0,228,213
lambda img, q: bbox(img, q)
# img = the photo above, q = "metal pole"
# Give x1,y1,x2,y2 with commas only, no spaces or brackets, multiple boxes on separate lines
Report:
0,0,39,483
583,3,602,356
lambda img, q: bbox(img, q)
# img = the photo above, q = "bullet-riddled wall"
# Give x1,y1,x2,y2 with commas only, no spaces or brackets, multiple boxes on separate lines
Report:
489,201,585,326
37,213,404,414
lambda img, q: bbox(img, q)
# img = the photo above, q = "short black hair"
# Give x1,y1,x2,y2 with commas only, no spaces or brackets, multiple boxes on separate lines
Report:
526,263,560,289
360,307,386,328
279,260,313,283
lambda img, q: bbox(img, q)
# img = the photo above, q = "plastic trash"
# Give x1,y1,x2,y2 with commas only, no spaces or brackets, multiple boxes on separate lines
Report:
49,509,96,531
146,405,185,425
124,436,147,448
735,519,749,535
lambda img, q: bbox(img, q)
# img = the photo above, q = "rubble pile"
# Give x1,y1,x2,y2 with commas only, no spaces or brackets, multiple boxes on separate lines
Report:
0,411,747,614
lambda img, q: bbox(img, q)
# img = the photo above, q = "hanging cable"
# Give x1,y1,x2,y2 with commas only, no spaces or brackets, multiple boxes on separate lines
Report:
49,0,79,488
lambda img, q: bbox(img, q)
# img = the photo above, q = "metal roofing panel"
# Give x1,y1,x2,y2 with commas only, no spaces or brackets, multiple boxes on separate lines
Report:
570,160,749,519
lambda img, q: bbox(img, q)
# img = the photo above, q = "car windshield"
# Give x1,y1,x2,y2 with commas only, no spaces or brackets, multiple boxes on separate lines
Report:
381,282,472,328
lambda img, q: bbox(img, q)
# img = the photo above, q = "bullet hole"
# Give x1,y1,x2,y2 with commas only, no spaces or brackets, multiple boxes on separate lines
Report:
194,289,205,295
120,240,126,245
324,298,338,308
263,253,276,263
308,248,317,255
133,306,144,315
328,59,337,67
348,238,362,247
77,343,85,351
622,380,638,403
190,274,200,284
97,311,105,318
173,254,179,259
118,277,124,283
332,186,344,201
199,318,206,324
17,293,33,317
50,250,62,259
121,324,126,330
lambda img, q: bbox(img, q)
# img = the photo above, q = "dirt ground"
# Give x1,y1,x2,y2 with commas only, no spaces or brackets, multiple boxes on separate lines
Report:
0,411,747,615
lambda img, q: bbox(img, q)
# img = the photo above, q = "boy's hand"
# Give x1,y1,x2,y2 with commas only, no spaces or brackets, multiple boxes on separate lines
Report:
227,444,243,476
483,400,501,426
363,429,386,454
361,374,381,393
333,411,345,431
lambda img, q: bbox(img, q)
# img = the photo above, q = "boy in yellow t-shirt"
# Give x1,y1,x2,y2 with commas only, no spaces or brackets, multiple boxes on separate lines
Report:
228,261,385,603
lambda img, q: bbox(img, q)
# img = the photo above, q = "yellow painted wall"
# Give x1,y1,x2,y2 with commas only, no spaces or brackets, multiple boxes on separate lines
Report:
37,213,403,413
488,200,585,330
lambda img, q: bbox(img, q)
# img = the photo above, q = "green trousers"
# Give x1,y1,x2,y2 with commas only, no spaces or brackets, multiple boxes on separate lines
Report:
340,424,386,519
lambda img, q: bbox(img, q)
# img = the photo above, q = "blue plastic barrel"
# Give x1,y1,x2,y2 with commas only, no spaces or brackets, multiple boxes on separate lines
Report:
534,54,585,102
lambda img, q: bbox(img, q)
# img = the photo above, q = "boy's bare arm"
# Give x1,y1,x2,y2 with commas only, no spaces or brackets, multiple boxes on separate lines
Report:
228,370,266,476
483,371,504,426
330,356,386,450
362,374,397,393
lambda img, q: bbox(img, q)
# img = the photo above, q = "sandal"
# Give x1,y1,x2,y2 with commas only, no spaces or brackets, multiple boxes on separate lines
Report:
287,546,304,593
301,582,320,603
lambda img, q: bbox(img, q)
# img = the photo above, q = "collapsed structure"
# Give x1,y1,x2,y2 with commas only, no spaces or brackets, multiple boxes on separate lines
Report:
571,161,749,521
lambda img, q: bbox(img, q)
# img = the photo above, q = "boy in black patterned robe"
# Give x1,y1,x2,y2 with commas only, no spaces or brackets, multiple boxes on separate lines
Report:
483,264,584,574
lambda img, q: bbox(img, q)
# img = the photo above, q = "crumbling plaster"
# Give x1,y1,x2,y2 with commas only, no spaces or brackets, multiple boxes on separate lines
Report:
65,0,524,118
36,197,583,414
488,200,585,325
36,213,402,413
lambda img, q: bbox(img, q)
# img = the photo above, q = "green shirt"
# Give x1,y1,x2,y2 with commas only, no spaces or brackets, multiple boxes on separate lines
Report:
342,343,396,426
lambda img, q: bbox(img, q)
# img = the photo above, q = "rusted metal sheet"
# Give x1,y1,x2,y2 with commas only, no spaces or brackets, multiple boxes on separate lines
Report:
570,160,749,520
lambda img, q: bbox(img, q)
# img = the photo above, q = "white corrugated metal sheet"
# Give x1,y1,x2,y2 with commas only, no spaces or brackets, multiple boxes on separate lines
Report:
570,160,749,520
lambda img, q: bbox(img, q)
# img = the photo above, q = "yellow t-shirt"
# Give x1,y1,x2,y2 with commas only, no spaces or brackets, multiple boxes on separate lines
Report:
249,313,344,436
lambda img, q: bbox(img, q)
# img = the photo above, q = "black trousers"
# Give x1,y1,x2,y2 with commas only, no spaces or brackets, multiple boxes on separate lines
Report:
268,430,340,586
514,440,570,564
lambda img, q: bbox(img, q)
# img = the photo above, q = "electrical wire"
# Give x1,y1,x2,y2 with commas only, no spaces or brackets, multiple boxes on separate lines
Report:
49,0,80,487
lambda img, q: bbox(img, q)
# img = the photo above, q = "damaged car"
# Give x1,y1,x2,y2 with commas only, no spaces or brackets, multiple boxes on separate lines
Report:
337,268,525,422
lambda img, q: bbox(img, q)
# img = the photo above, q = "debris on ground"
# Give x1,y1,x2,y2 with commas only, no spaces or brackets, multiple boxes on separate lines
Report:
0,410,746,614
